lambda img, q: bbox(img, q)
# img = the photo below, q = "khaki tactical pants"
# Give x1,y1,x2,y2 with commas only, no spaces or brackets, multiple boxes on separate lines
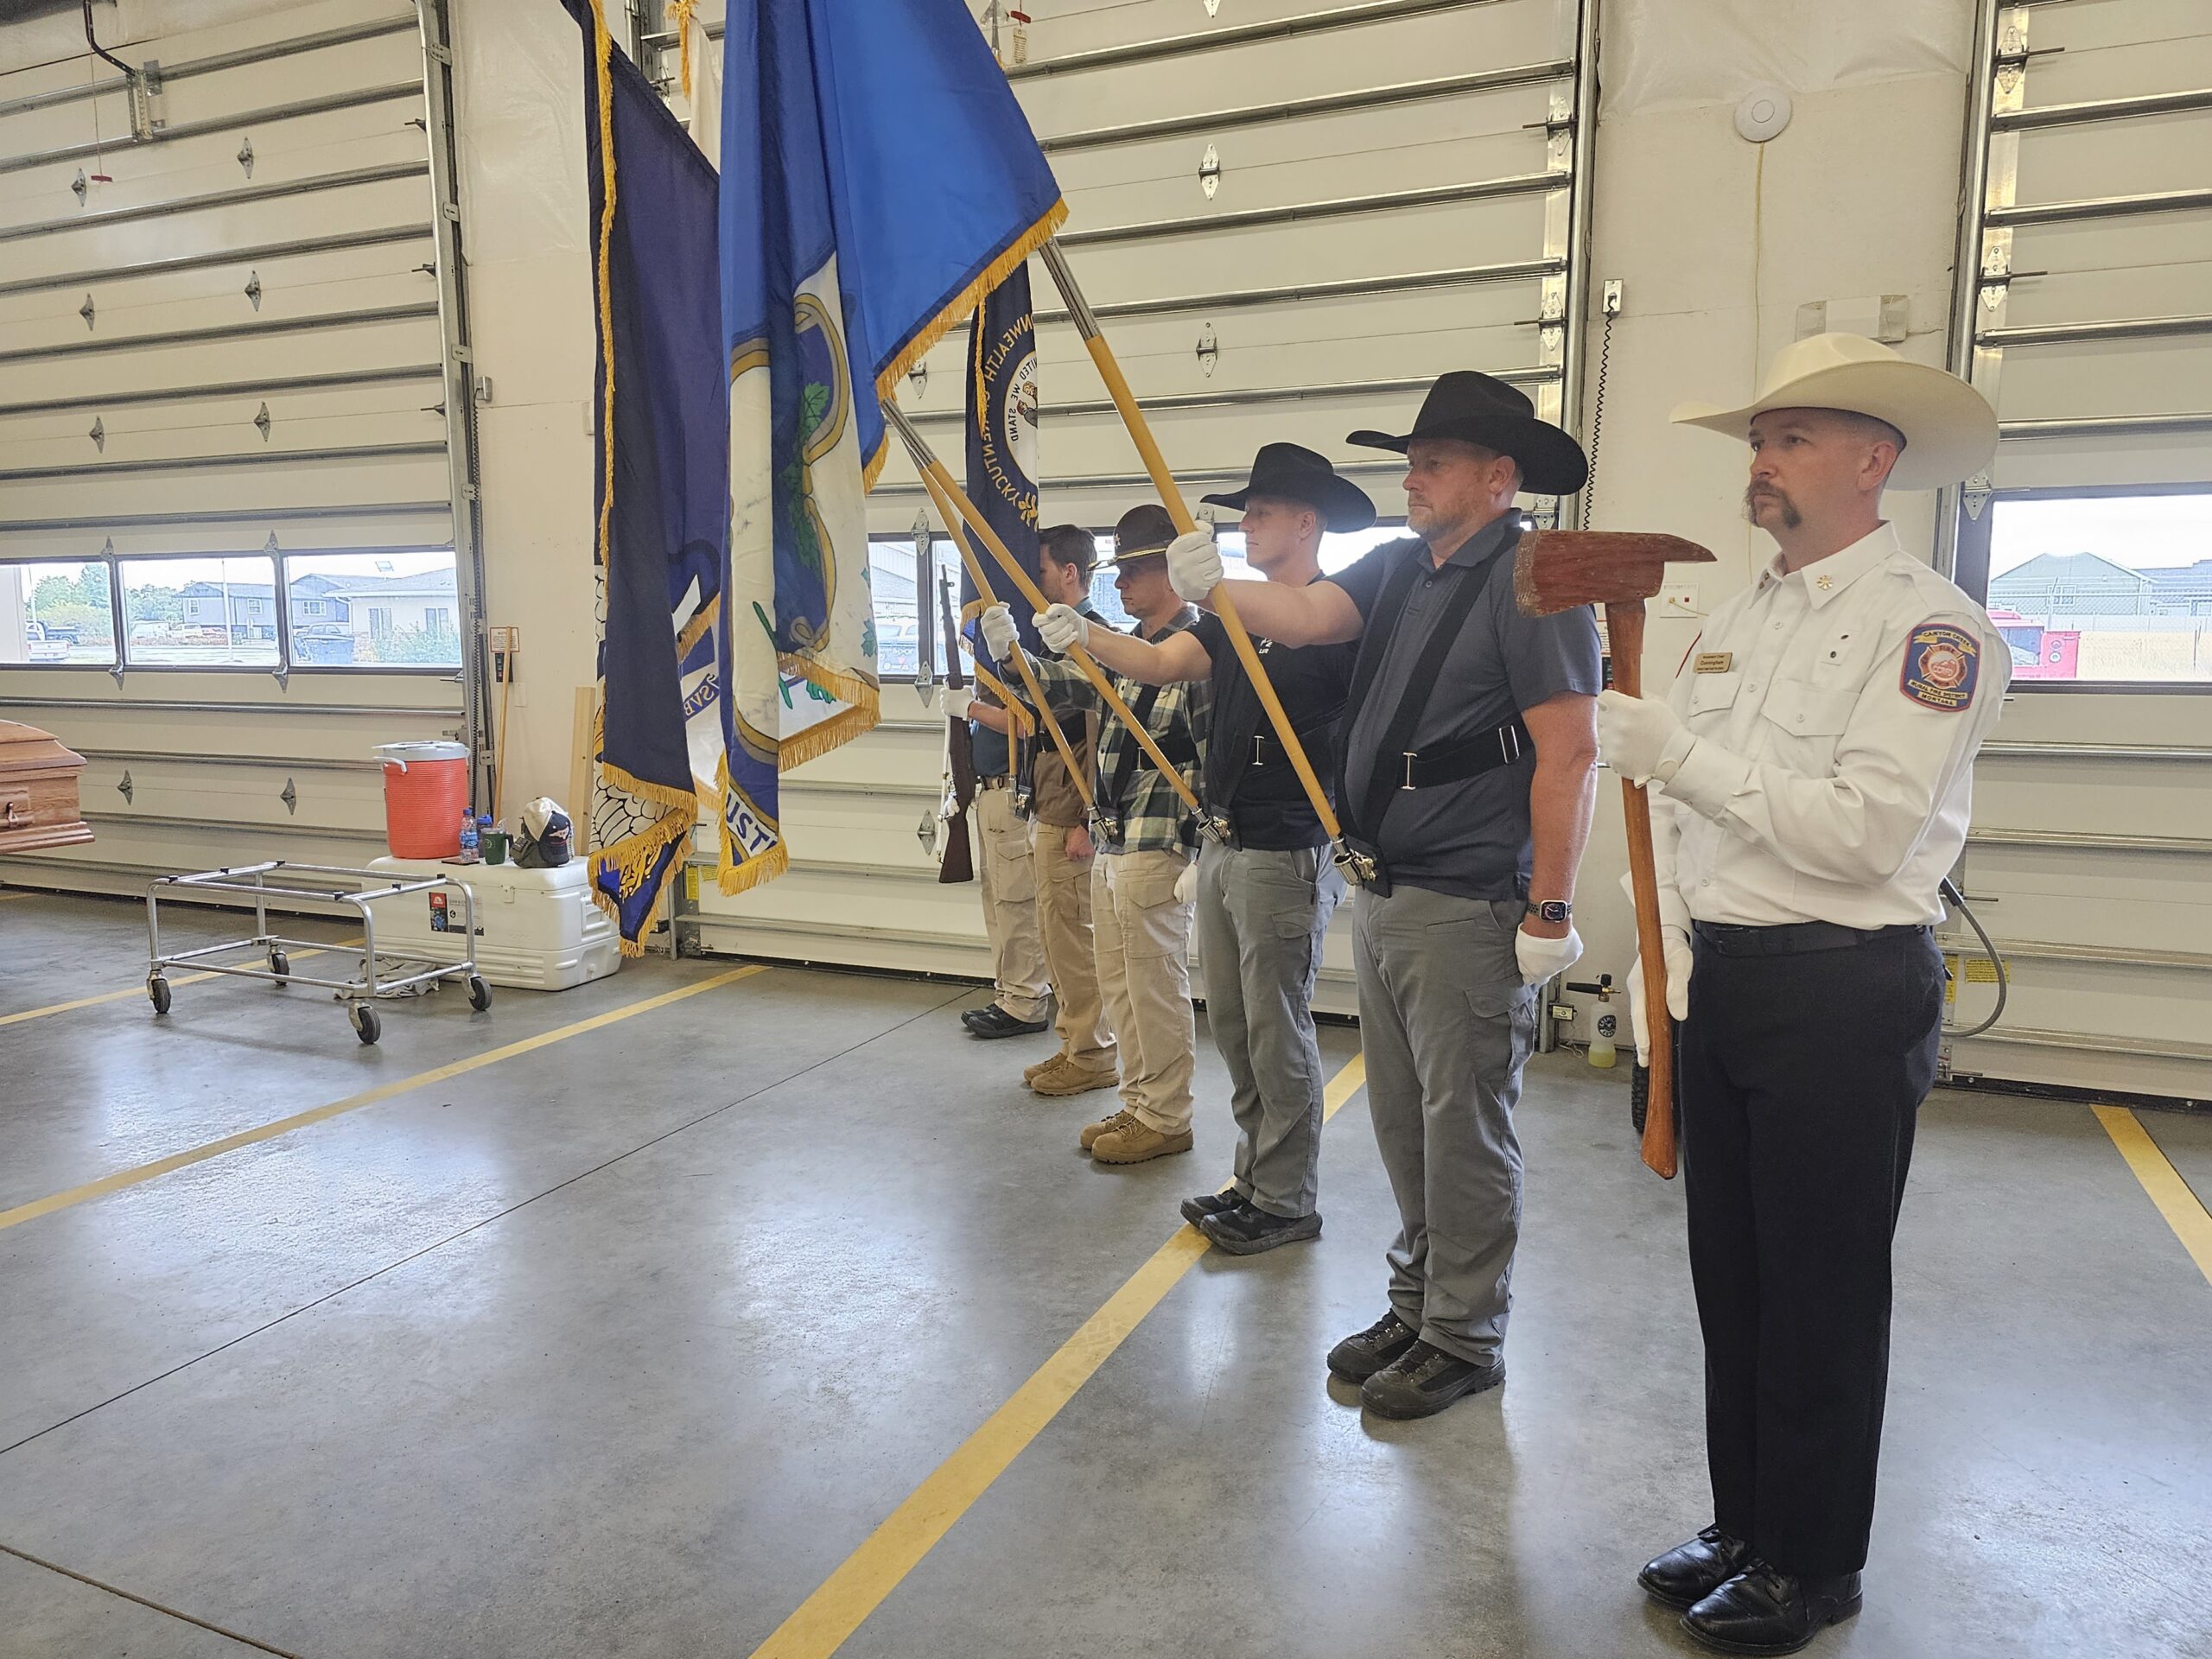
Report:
1091,847,1198,1135
1033,821,1114,1071
976,785,1049,1022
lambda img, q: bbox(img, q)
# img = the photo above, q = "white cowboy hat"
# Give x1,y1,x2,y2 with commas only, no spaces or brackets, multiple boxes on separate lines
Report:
1670,333,1998,491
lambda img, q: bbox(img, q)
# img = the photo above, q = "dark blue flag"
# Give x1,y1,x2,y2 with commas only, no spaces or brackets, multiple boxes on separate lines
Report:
963,267,1043,665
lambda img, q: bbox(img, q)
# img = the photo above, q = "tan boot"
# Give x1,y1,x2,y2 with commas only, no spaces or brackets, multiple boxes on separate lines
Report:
1078,1107,1136,1152
1032,1055,1119,1098
1090,1117,1194,1166
1023,1052,1065,1084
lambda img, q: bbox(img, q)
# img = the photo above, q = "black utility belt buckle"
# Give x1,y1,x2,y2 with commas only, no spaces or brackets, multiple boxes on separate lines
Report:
1332,836,1390,896
1090,810,1126,849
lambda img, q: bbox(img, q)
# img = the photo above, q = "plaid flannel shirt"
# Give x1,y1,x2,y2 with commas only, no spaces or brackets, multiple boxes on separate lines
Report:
1022,607,1211,855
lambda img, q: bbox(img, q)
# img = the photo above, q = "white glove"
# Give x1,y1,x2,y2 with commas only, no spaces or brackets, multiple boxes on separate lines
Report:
1627,925,1694,1065
978,603,1020,663
1166,529,1223,605
941,687,972,720
1174,856,1197,906
1515,923,1584,986
1035,603,1090,654
1596,688,1695,788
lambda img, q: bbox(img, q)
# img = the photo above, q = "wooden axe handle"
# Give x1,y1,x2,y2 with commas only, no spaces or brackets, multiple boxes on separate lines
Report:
1606,599,1679,1180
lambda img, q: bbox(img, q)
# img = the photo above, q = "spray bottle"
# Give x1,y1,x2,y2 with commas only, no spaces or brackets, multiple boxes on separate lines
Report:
1565,974,1619,1068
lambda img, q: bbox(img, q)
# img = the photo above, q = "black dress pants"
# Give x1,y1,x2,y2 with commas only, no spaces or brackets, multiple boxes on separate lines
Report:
1678,925,1945,1579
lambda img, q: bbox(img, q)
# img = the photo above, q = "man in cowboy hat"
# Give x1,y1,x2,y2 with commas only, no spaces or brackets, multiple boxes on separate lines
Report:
1030,444,1370,1253
983,504,1211,1166
1601,334,2009,1655
1165,375,1601,1417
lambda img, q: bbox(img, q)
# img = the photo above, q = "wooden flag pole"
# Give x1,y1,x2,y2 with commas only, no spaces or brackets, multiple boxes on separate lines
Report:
917,468,1095,812
1037,239,1341,843
886,404,1205,820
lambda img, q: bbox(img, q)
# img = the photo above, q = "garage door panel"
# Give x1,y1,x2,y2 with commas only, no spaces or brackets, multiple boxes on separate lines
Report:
0,378,444,449
1015,3,1573,131
2011,214,2212,284
1990,428,2212,489
0,173,435,286
0,451,451,524
0,230,436,330
1993,336,2212,420
1961,845,2212,958
0,406,447,474
2014,111,2212,202
0,265,439,357
1997,260,2212,329
1,314,443,406
2018,30,2212,105
1973,756,2210,839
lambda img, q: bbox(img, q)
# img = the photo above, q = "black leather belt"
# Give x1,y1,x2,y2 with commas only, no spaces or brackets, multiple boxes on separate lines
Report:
1694,920,1930,957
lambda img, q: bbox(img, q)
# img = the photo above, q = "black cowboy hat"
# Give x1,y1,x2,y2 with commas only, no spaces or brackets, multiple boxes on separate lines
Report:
1200,442,1377,532
1096,503,1179,569
1348,371,1589,496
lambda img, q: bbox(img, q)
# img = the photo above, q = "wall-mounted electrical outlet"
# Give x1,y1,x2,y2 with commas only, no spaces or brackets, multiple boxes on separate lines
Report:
1659,583,1701,617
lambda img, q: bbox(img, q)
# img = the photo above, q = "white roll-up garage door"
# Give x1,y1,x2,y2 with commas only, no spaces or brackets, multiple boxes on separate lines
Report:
0,0,486,898
1940,0,2212,1102
677,0,1599,1008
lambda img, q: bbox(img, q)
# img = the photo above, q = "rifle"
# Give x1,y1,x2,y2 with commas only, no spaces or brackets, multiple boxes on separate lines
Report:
937,573,977,884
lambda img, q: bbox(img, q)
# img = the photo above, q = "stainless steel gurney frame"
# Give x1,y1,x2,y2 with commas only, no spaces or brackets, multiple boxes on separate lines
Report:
145,860,492,1046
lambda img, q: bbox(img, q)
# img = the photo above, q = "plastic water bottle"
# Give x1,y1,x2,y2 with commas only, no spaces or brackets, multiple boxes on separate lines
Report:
458,810,479,858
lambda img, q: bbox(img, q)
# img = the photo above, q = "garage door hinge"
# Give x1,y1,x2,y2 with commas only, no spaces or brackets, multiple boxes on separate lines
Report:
88,417,104,451
236,136,254,177
72,168,87,205
117,771,133,804
1198,143,1220,200
79,293,95,328
442,203,461,224
461,482,480,501
1196,323,1218,378
244,271,262,309
280,778,297,815
429,42,453,65
254,402,272,441
1960,474,1993,522
908,360,927,397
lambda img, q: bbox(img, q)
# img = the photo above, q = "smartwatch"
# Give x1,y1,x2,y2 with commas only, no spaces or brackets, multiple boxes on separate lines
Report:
1526,899,1572,925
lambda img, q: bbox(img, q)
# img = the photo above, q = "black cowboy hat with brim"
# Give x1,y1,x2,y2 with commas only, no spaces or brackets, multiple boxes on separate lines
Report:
1199,442,1378,532
1348,371,1590,497
1096,503,1179,569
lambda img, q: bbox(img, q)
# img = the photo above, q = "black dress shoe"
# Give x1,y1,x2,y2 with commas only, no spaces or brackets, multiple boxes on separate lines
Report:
1325,1311,1421,1382
1358,1339,1504,1420
964,1004,1050,1039
1682,1563,1863,1656
1199,1202,1322,1256
1638,1526,1753,1610
1179,1188,1243,1226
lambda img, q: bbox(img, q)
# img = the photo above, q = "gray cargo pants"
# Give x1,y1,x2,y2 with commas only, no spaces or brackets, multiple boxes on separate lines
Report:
1194,840,1345,1219
1353,883,1535,1366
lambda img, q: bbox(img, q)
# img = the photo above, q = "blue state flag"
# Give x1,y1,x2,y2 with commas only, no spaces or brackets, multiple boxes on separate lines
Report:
718,0,1065,893
568,0,730,956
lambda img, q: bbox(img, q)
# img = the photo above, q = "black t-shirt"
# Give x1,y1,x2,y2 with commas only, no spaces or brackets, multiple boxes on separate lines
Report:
1190,609,1360,850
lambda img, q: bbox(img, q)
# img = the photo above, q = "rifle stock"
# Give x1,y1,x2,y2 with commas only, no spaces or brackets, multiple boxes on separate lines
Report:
938,575,977,885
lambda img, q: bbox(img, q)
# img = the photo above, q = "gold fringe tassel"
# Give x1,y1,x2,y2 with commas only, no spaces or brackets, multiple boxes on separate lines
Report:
870,200,1068,420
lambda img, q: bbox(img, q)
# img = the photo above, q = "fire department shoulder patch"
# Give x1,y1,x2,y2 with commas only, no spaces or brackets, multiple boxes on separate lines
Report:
1900,620,1980,711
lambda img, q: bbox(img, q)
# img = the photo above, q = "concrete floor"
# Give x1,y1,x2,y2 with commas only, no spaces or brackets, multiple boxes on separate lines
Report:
1,887,2208,1659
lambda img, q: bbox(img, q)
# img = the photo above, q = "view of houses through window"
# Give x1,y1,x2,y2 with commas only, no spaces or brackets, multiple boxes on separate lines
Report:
0,548,462,671
1986,493,2212,684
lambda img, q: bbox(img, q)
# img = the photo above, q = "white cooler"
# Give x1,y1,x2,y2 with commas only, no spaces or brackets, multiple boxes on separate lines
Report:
366,855,620,991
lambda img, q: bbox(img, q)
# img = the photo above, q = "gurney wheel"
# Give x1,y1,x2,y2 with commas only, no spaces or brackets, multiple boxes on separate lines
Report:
350,1002,381,1046
148,976,171,1016
270,950,291,981
466,974,493,1012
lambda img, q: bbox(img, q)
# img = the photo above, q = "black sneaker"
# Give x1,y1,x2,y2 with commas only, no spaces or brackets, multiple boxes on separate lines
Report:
1179,1188,1243,1226
1200,1202,1322,1256
963,1004,1050,1039
1325,1311,1421,1383
1358,1340,1505,1420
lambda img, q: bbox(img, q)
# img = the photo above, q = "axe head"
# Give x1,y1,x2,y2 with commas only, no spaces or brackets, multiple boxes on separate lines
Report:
1513,529,1717,618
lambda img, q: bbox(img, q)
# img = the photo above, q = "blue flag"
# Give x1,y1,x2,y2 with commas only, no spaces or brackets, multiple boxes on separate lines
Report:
718,0,1065,893
568,0,730,956
963,266,1044,676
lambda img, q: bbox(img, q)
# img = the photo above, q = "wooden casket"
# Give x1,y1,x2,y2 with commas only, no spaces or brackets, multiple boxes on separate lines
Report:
0,720,93,855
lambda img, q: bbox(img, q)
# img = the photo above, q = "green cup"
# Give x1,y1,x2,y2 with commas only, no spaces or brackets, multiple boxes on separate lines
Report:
480,829,511,865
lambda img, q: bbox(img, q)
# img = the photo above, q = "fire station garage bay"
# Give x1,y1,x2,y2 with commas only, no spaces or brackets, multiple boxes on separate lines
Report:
0,3,2206,1657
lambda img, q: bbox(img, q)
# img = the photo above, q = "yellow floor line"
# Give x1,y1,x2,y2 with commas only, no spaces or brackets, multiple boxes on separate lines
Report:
2094,1104,2212,1287
748,1052,1368,1659
0,964,766,1233
0,938,362,1030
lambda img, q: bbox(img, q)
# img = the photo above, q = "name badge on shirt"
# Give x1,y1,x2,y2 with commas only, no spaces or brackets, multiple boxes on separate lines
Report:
1694,652,1734,674
1900,621,1980,711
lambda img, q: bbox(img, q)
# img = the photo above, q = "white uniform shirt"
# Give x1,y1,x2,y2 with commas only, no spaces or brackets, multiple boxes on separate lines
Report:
1653,522,2010,928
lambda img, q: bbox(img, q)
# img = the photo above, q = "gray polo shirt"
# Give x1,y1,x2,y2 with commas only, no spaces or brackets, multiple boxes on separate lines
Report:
1330,513,1602,900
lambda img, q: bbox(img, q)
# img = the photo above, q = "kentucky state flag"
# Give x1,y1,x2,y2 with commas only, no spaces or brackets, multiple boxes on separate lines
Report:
718,0,1065,892
569,0,729,956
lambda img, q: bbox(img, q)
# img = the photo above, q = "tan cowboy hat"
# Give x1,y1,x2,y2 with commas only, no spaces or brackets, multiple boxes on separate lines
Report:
1670,333,1997,491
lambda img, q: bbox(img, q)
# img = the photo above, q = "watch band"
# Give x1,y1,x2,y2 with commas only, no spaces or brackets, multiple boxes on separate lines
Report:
1527,899,1572,925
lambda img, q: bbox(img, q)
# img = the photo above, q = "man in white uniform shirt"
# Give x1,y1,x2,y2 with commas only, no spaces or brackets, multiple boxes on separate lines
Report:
1597,335,2009,1656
